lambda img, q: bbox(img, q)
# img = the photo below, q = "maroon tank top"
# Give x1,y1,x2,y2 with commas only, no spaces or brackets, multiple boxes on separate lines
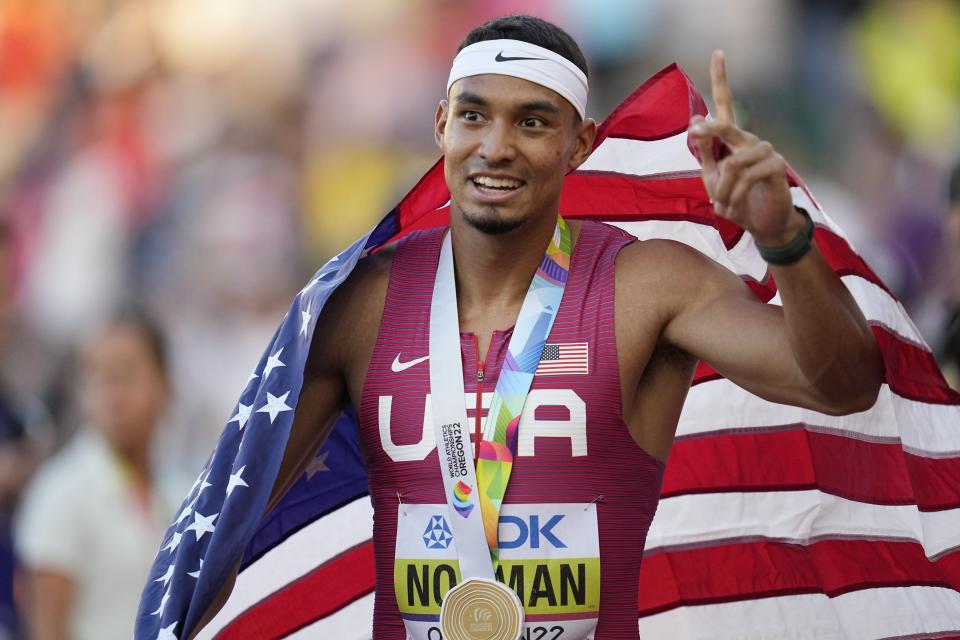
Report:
358,220,665,638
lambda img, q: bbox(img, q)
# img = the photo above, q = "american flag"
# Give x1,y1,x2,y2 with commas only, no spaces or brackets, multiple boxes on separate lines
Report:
535,343,589,376
136,64,960,640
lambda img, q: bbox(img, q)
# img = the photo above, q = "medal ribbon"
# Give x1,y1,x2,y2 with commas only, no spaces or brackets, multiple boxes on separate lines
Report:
476,217,571,562
429,217,572,577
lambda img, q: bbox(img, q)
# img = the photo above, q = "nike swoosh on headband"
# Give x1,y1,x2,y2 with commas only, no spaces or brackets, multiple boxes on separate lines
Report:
495,52,547,62
391,353,430,372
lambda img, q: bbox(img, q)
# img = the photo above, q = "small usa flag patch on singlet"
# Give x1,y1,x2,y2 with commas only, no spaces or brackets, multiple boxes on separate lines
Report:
536,342,589,376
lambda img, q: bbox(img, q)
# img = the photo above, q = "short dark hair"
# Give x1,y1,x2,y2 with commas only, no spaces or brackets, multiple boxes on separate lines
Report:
457,14,589,79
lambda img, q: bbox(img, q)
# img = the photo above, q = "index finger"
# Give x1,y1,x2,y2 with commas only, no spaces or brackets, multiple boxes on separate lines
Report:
710,49,736,124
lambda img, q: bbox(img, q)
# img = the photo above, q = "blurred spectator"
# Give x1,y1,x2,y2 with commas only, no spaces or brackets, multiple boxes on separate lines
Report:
937,161,960,386
14,308,176,640
0,220,52,640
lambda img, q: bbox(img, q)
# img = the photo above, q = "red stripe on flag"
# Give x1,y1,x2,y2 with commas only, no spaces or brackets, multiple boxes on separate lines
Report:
812,227,892,296
594,63,708,145
873,326,960,405
663,429,960,511
638,539,960,616
218,540,375,639
561,174,746,249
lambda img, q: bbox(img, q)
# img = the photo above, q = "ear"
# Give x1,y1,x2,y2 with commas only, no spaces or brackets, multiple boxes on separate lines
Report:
435,99,449,151
567,117,597,172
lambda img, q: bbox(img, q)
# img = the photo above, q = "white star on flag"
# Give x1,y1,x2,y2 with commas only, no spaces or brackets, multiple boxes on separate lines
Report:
256,391,292,423
188,470,203,495
186,511,218,541
262,348,286,379
174,502,192,526
161,531,182,554
228,402,252,431
157,621,178,640
188,559,204,579
154,564,175,587
188,468,212,499
151,589,171,617
227,466,249,496
299,302,312,338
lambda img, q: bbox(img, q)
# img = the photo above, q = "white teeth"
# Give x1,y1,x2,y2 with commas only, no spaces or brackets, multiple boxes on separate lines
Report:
473,176,522,189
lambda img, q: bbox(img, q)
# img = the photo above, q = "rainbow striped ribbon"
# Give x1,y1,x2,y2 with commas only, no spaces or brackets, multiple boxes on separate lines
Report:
476,216,572,563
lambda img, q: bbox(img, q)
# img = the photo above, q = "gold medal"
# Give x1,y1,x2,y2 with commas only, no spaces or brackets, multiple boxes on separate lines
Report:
439,577,524,640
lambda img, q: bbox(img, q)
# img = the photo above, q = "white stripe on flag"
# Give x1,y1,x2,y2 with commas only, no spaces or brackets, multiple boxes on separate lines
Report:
679,381,960,457
579,131,701,177
638,586,960,639
646,490,960,559
789,185,854,244
608,220,770,282
194,496,374,640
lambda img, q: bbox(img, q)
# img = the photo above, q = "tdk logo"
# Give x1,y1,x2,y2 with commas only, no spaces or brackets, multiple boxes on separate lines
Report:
422,515,453,550
499,514,566,549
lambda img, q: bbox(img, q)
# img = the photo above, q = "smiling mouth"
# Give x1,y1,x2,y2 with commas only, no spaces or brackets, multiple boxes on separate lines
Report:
470,175,526,194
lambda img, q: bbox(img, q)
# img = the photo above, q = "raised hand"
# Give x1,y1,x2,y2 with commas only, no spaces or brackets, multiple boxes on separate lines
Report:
689,50,799,246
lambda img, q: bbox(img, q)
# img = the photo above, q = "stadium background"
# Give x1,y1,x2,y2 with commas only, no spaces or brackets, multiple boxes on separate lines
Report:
0,0,958,635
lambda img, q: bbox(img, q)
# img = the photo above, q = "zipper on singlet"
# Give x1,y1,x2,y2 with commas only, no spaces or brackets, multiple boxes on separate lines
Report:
473,333,485,465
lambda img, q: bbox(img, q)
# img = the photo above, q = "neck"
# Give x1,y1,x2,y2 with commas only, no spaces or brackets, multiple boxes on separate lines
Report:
112,439,153,487
449,209,559,320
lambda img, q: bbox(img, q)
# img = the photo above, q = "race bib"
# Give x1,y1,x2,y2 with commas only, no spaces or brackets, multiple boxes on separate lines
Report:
395,503,600,640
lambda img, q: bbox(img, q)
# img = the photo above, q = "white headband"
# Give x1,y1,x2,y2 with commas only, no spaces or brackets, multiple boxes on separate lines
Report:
446,39,588,119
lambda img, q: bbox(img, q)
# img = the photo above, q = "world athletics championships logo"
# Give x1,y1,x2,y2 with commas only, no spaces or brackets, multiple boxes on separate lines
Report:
452,480,475,518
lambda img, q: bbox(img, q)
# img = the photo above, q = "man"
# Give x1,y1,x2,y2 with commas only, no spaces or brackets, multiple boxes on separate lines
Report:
189,14,883,640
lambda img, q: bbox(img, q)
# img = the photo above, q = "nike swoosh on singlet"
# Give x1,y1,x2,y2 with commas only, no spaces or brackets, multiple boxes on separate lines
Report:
391,353,430,373
495,52,547,62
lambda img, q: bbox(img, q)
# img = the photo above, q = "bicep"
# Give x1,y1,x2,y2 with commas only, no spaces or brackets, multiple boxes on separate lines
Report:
666,291,820,406
653,243,822,410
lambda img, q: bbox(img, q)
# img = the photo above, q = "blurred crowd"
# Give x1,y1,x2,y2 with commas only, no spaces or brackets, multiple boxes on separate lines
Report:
0,0,958,638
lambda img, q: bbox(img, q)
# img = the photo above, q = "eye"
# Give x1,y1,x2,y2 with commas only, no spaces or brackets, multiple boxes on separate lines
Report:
520,117,545,128
460,110,484,122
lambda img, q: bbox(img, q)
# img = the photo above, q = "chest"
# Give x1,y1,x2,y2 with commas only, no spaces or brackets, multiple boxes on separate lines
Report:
360,319,633,495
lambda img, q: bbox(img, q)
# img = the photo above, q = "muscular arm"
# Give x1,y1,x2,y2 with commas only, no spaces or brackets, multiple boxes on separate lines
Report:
635,49,882,418
647,236,882,414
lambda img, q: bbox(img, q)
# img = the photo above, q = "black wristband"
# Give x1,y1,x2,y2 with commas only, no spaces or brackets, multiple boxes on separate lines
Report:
755,206,815,266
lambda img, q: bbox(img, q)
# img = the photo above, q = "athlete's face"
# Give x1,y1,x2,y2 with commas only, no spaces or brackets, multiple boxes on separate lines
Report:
436,74,595,235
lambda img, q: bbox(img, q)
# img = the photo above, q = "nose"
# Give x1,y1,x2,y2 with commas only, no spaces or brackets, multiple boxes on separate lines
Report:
478,120,517,164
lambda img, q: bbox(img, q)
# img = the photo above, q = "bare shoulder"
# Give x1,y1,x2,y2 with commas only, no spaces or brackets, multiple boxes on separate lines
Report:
612,239,701,368
615,237,753,317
